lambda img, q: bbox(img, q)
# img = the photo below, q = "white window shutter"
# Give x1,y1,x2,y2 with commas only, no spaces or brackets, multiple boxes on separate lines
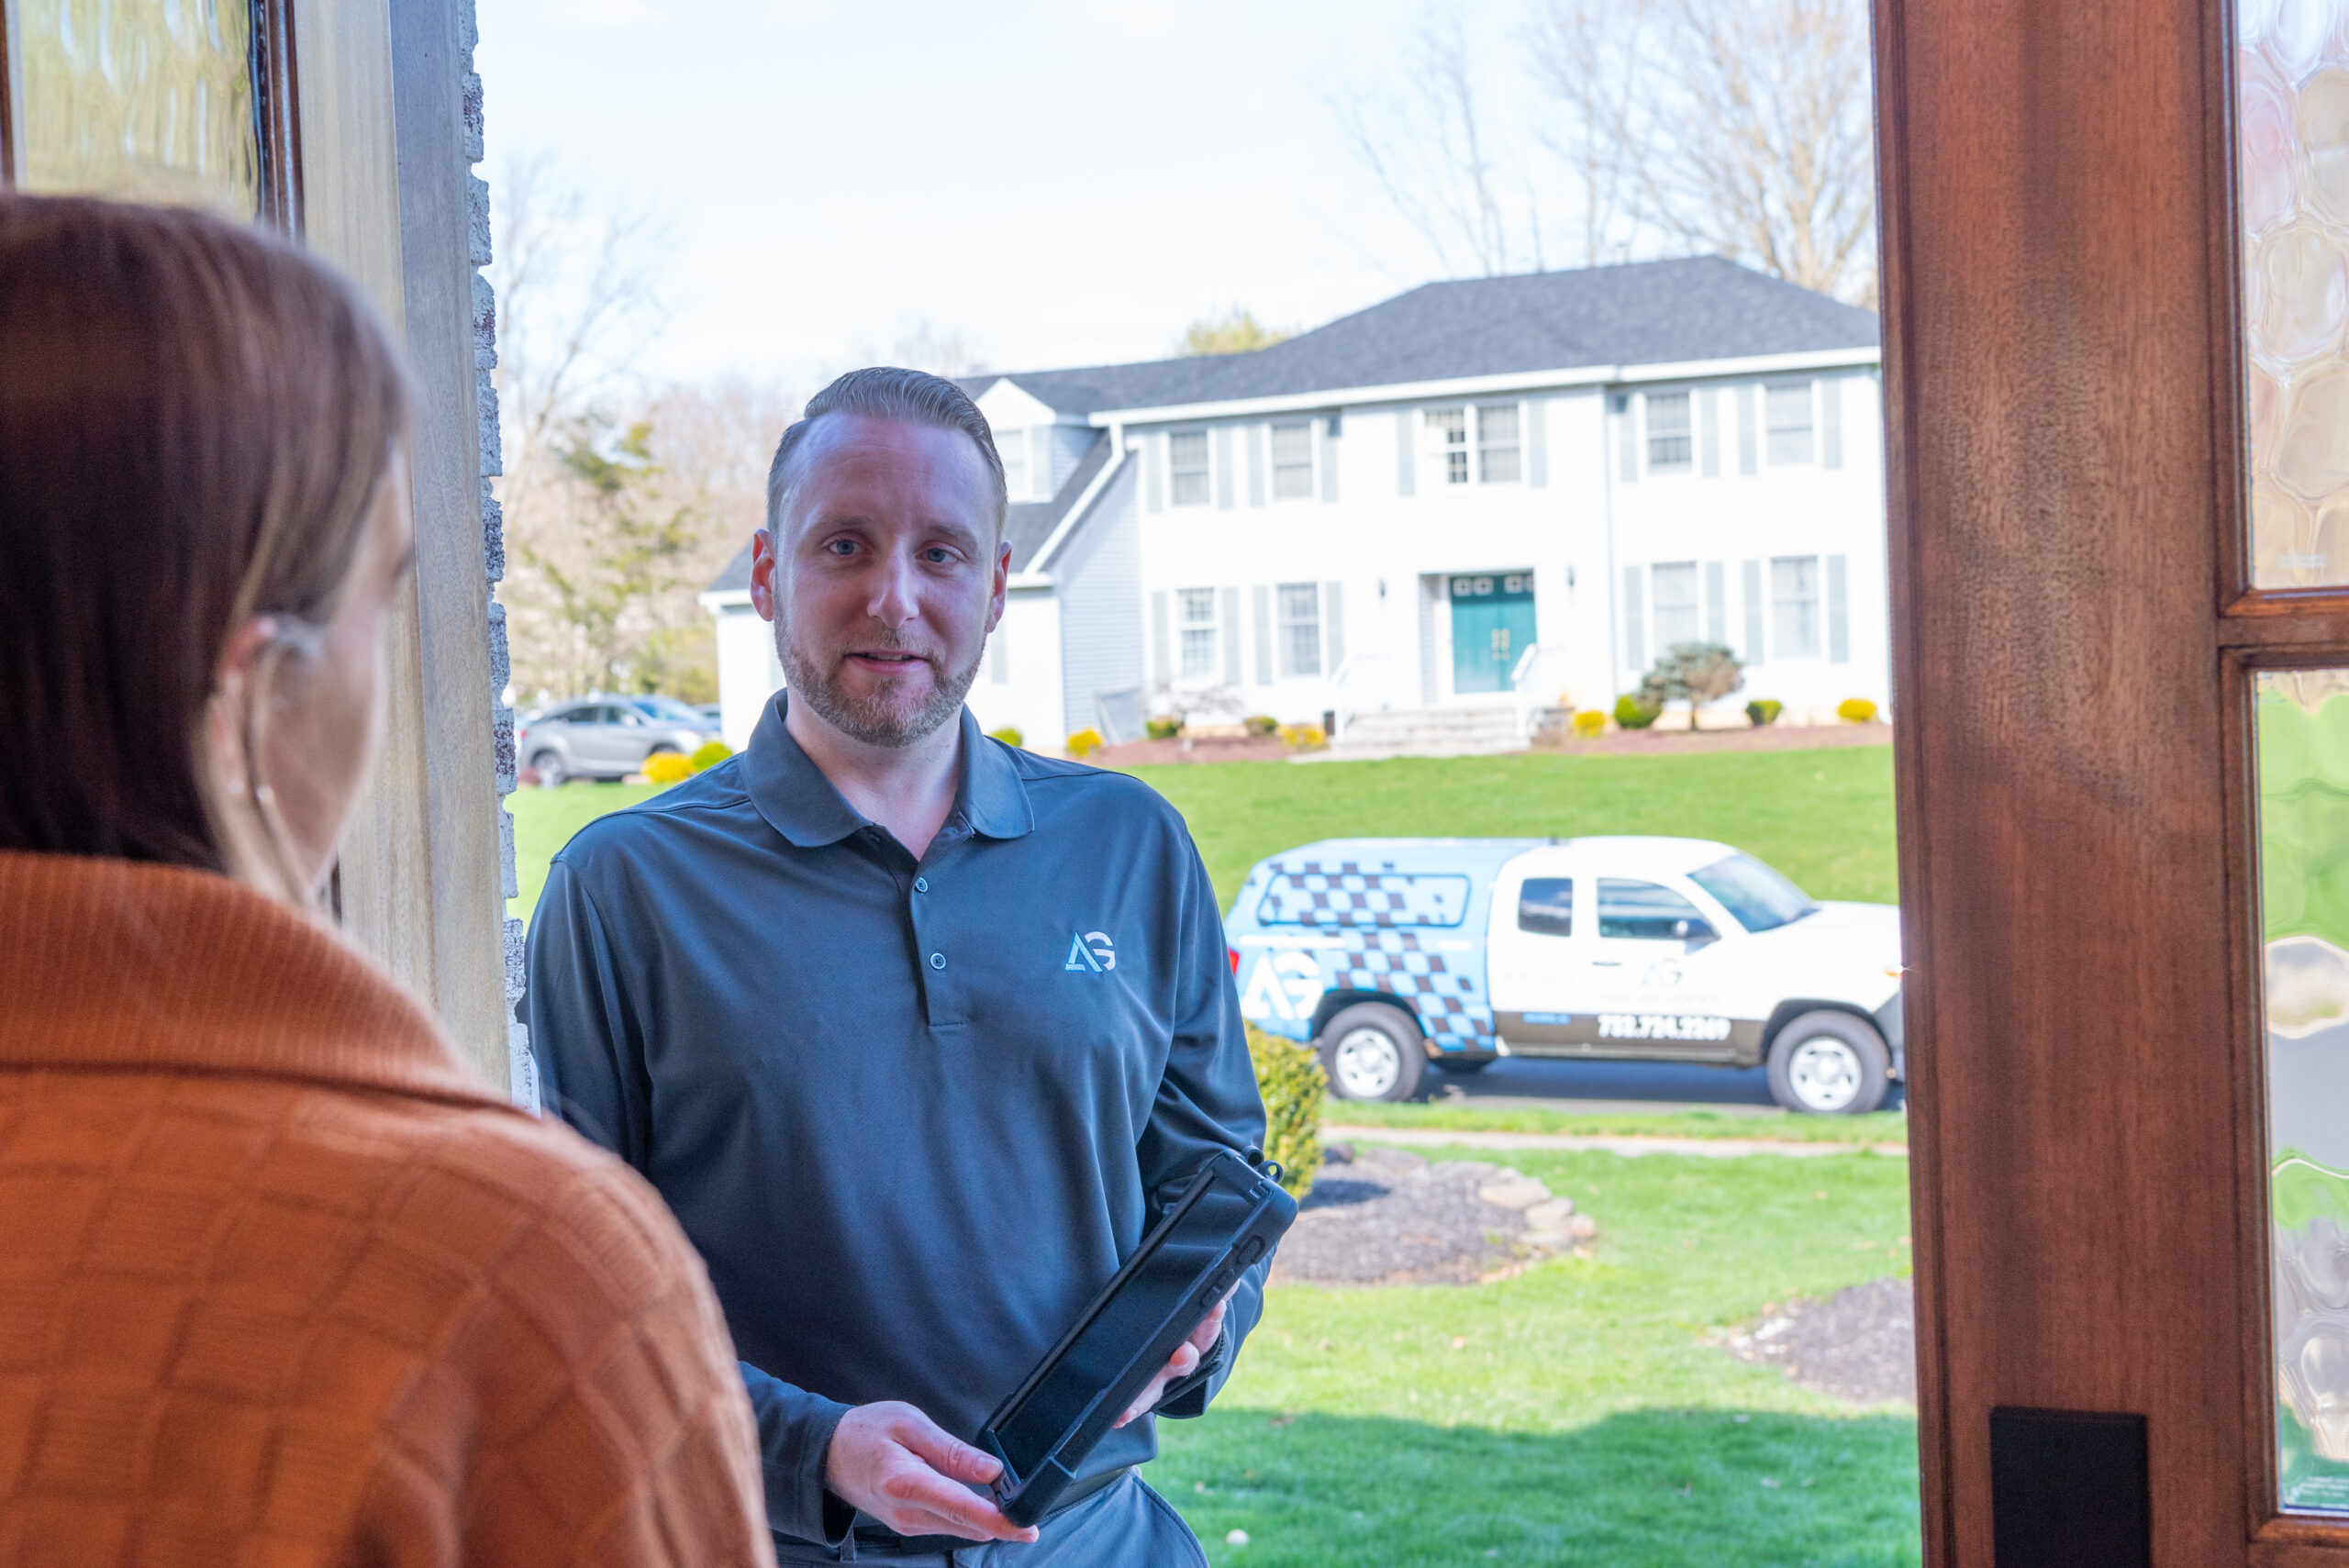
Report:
1221,586,1241,683
1828,554,1851,662
1252,587,1274,684
1395,410,1415,495
1323,581,1345,672
1706,561,1727,645
1616,395,1638,483
1700,389,1721,477
1152,590,1170,682
1527,398,1548,487
1742,560,1765,662
1736,386,1759,474
1214,428,1235,509
1320,416,1341,502
1145,436,1164,512
1623,566,1645,671
1246,425,1265,506
1822,378,1844,469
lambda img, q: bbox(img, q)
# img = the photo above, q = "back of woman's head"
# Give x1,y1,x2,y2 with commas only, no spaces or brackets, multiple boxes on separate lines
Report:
0,196,409,872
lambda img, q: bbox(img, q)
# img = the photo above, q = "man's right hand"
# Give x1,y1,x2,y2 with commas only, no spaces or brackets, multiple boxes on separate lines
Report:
822,1401,1041,1544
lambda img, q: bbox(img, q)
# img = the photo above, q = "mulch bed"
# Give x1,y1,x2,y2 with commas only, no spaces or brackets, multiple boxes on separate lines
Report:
1531,723,1892,758
1086,735,1297,766
1271,1144,1593,1286
1720,1276,1917,1407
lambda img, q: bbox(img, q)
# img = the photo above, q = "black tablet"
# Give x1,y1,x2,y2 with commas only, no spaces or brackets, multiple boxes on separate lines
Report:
978,1146,1297,1527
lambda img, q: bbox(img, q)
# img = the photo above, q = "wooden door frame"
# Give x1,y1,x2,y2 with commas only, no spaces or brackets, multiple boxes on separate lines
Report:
0,3,509,1089
1876,0,2349,1560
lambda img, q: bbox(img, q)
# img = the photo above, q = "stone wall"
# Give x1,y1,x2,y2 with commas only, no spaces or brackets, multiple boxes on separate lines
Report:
455,5,536,1110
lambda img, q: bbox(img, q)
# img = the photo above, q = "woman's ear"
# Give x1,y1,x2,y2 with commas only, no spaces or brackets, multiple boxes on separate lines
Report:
202,616,291,897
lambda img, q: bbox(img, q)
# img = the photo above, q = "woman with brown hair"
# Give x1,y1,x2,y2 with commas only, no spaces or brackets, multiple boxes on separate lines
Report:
0,197,774,1564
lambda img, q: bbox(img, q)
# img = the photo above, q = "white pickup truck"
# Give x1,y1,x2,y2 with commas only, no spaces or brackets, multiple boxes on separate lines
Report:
1225,835,1904,1114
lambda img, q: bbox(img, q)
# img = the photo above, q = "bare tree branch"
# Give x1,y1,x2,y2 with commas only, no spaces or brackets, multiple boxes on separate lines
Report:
1332,6,1545,278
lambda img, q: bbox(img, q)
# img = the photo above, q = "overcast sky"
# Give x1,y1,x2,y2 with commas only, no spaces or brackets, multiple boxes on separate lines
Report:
474,0,1485,389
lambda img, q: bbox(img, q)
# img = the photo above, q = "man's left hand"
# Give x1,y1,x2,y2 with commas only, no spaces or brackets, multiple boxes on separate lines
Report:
1112,1292,1230,1429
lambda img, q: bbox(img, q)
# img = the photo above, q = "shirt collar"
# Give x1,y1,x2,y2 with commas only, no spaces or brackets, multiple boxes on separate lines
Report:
0,850,507,1110
744,695,1034,848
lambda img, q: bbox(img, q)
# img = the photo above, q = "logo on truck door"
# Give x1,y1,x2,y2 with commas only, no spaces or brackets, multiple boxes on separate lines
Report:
1241,950,1325,1021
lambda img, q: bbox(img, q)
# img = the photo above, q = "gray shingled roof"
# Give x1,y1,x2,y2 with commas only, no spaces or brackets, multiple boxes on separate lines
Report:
702,428,1111,590
964,256,1877,416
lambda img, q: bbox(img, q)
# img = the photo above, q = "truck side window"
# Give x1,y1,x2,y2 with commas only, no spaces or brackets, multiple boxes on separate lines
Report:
1598,878,1709,940
1517,878,1574,937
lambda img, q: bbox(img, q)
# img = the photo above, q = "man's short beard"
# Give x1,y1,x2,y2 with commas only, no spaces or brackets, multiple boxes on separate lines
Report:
775,620,983,748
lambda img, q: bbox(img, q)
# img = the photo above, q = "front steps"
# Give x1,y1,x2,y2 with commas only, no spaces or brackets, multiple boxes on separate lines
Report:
1315,704,1525,762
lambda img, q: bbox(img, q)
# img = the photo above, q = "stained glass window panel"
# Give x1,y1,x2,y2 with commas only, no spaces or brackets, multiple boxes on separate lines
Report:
15,0,262,219
2257,670,2349,1510
2237,3,2349,586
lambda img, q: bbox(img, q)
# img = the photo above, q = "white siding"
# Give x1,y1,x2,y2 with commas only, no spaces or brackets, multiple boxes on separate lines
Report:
1056,461,1146,737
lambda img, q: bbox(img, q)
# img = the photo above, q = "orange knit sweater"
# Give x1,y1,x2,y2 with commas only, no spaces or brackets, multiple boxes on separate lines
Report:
0,851,776,1567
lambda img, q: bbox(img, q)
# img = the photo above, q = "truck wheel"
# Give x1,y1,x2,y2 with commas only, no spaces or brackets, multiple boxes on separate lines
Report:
530,749,568,788
1766,1010,1891,1115
1319,1002,1427,1102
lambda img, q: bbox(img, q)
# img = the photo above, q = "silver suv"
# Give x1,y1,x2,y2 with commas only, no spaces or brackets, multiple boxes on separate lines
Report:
518,700,717,786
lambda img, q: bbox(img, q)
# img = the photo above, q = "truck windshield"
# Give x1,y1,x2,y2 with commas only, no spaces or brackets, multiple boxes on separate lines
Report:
1690,852,1818,933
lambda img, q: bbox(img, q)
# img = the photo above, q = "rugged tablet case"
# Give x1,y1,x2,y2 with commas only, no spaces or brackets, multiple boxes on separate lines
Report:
978,1147,1296,1528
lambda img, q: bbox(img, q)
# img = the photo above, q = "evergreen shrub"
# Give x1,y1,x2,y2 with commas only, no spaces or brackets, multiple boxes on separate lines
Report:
1246,1025,1324,1199
688,740,732,772
986,726,1023,748
1613,694,1662,729
1746,699,1784,728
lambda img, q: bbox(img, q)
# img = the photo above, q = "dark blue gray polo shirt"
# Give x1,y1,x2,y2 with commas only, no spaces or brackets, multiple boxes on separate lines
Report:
526,696,1268,1554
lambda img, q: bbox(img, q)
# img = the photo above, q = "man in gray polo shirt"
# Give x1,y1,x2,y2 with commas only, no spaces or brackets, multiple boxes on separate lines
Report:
528,368,1267,1564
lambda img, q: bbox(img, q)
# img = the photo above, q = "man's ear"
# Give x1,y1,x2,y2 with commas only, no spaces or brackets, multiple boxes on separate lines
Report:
750,528,777,622
987,537,1011,633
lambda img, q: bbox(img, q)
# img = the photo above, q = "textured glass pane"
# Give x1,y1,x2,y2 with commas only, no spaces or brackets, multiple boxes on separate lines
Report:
2239,6,2349,585
2259,670,2349,1511
17,0,260,218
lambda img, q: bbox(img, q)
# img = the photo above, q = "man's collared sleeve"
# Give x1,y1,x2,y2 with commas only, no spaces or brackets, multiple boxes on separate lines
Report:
527,857,855,1551
1137,830,1271,1421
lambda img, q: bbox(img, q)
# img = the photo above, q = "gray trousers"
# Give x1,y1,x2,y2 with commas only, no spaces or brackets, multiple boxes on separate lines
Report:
771,1473,1206,1567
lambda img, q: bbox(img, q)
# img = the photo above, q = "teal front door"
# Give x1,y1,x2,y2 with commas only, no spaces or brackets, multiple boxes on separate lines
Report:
1450,572,1538,694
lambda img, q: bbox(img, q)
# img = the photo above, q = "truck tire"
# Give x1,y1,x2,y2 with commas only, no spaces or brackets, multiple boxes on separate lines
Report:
1766,1010,1891,1115
530,749,568,788
1319,1002,1427,1102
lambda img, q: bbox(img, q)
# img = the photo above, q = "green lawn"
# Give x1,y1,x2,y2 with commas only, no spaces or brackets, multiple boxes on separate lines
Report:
1324,1100,1908,1147
505,742,1897,925
1120,745,1896,907
1148,1141,1920,1566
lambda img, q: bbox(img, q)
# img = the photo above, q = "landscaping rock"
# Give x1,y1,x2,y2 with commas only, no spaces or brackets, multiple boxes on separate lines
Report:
1272,1149,1588,1285
1720,1276,1916,1407
1476,1174,1553,1210
1522,1196,1577,1229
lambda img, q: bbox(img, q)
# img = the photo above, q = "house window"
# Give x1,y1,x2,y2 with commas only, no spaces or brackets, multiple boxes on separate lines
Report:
1478,403,1520,483
1169,430,1211,506
1177,587,1219,677
1426,407,1470,484
1278,583,1322,677
1271,421,1315,500
1425,406,1521,485
1765,382,1815,465
1771,556,1820,657
1647,392,1693,473
996,426,1027,500
1652,562,1700,650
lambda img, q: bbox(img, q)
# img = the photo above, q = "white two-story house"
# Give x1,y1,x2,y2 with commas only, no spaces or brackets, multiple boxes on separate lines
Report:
702,256,1886,751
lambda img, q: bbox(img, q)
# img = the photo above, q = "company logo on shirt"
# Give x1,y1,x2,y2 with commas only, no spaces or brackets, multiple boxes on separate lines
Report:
1064,931,1116,973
